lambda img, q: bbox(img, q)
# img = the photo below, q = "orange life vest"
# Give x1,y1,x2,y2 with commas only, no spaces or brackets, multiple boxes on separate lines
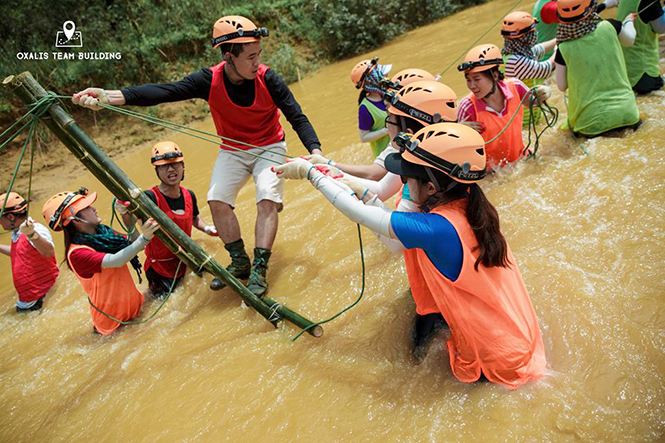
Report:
468,78,526,170
412,199,546,389
67,245,144,335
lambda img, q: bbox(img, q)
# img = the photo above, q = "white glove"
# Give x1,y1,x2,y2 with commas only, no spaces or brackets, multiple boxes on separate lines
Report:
272,158,315,180
302,154,332,166
72,87,110,111
19,219,36,238
204,225,218,236
114,199,129,215
140,218,160,241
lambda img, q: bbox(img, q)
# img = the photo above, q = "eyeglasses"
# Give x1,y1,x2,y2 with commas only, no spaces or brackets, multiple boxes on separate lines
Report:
156,162,184,172
457,58,504,72
211,27,269,48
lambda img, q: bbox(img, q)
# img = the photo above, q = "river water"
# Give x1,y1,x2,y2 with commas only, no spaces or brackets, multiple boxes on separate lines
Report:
1,0,663,441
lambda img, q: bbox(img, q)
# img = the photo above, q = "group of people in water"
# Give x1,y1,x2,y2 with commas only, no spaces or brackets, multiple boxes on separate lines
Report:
2,0,663,389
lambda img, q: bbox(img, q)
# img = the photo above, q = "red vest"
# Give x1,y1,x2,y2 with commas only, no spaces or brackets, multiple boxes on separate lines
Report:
413,199,546,389
144,186,193,278
208,62,285,150
68,245,144,335
468,78,526,170
10,228,59,302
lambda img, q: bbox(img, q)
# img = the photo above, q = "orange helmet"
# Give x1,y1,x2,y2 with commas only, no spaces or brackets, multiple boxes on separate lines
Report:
0,192,27,215
390,68,436,88
42,188,97,231
557,0,596,23
350,57,378,89
457,44,504,73
151,141,184,166
211,15,268,49
501,11,538,39
388,123,486,184
386,81,458,125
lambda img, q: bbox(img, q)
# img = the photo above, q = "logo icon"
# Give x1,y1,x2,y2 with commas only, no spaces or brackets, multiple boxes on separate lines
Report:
55,21,82,48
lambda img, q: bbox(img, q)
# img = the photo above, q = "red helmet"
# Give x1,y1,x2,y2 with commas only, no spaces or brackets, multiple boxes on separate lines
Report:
557,0,596,23
211,15,268,49
501,11,538,39
389,123,486,184
0,192,27,215
42,188,97,231
457,44,503,74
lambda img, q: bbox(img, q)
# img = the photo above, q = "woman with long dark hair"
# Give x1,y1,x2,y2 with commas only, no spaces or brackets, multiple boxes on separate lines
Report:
274,122,547,389
42,188,159,335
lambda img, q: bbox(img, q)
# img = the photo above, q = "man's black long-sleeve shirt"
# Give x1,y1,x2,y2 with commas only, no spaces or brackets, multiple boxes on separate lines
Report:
121,67,321,153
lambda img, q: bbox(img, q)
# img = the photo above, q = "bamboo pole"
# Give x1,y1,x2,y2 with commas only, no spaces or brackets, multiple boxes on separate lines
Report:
4,72,323,337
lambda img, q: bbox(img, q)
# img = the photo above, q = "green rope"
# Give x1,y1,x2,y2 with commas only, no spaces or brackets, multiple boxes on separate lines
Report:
88,261,182,325
438,0,523,77
46,94,294,164
110,197,137,236
523,95,559,159
0,122,36,218
291,223,366,341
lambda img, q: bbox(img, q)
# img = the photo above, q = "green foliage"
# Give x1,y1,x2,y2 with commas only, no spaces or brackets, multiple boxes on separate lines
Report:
1,0,487,121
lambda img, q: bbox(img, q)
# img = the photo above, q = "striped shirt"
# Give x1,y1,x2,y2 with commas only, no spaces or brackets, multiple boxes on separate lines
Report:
458,79,530,122
504,45,554,80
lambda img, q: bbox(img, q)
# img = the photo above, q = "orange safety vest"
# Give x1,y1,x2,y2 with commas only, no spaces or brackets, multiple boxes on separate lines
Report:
413,199,546,389
468,78,526,170
67,245,144,335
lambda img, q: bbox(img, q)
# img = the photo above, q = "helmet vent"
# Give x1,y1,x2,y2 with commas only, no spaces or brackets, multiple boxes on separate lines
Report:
446,101,455,108
476,148,484,155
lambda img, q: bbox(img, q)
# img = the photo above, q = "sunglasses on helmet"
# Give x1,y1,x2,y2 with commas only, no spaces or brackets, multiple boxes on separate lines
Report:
393,133,486,182
211,27,269,48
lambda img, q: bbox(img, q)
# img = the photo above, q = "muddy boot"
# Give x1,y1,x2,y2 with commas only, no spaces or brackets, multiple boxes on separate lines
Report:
210,239,251,291
411,313,447,363
246,248,271,298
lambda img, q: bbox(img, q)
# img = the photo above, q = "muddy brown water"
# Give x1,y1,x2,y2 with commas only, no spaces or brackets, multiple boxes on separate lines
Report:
1,0,663,441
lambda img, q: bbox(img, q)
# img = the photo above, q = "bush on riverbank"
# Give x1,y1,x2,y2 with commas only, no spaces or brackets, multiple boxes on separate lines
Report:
1,0,486,118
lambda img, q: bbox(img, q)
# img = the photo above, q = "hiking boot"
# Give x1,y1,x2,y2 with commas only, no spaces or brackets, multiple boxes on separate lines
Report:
210,239,251,291
246,248,271,298
411,313,447,363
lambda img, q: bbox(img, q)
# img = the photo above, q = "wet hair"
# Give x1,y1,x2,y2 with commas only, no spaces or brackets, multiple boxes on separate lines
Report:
220,43,245,58
416,171,510,270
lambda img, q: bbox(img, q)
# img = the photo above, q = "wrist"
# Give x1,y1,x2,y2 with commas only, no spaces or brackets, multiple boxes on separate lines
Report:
327,159,337,167
28,232,39,240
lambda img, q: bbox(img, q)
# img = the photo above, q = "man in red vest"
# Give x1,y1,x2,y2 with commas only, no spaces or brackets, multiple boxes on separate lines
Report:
0,192,59,311
116,142,218,298
72,15,323,297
